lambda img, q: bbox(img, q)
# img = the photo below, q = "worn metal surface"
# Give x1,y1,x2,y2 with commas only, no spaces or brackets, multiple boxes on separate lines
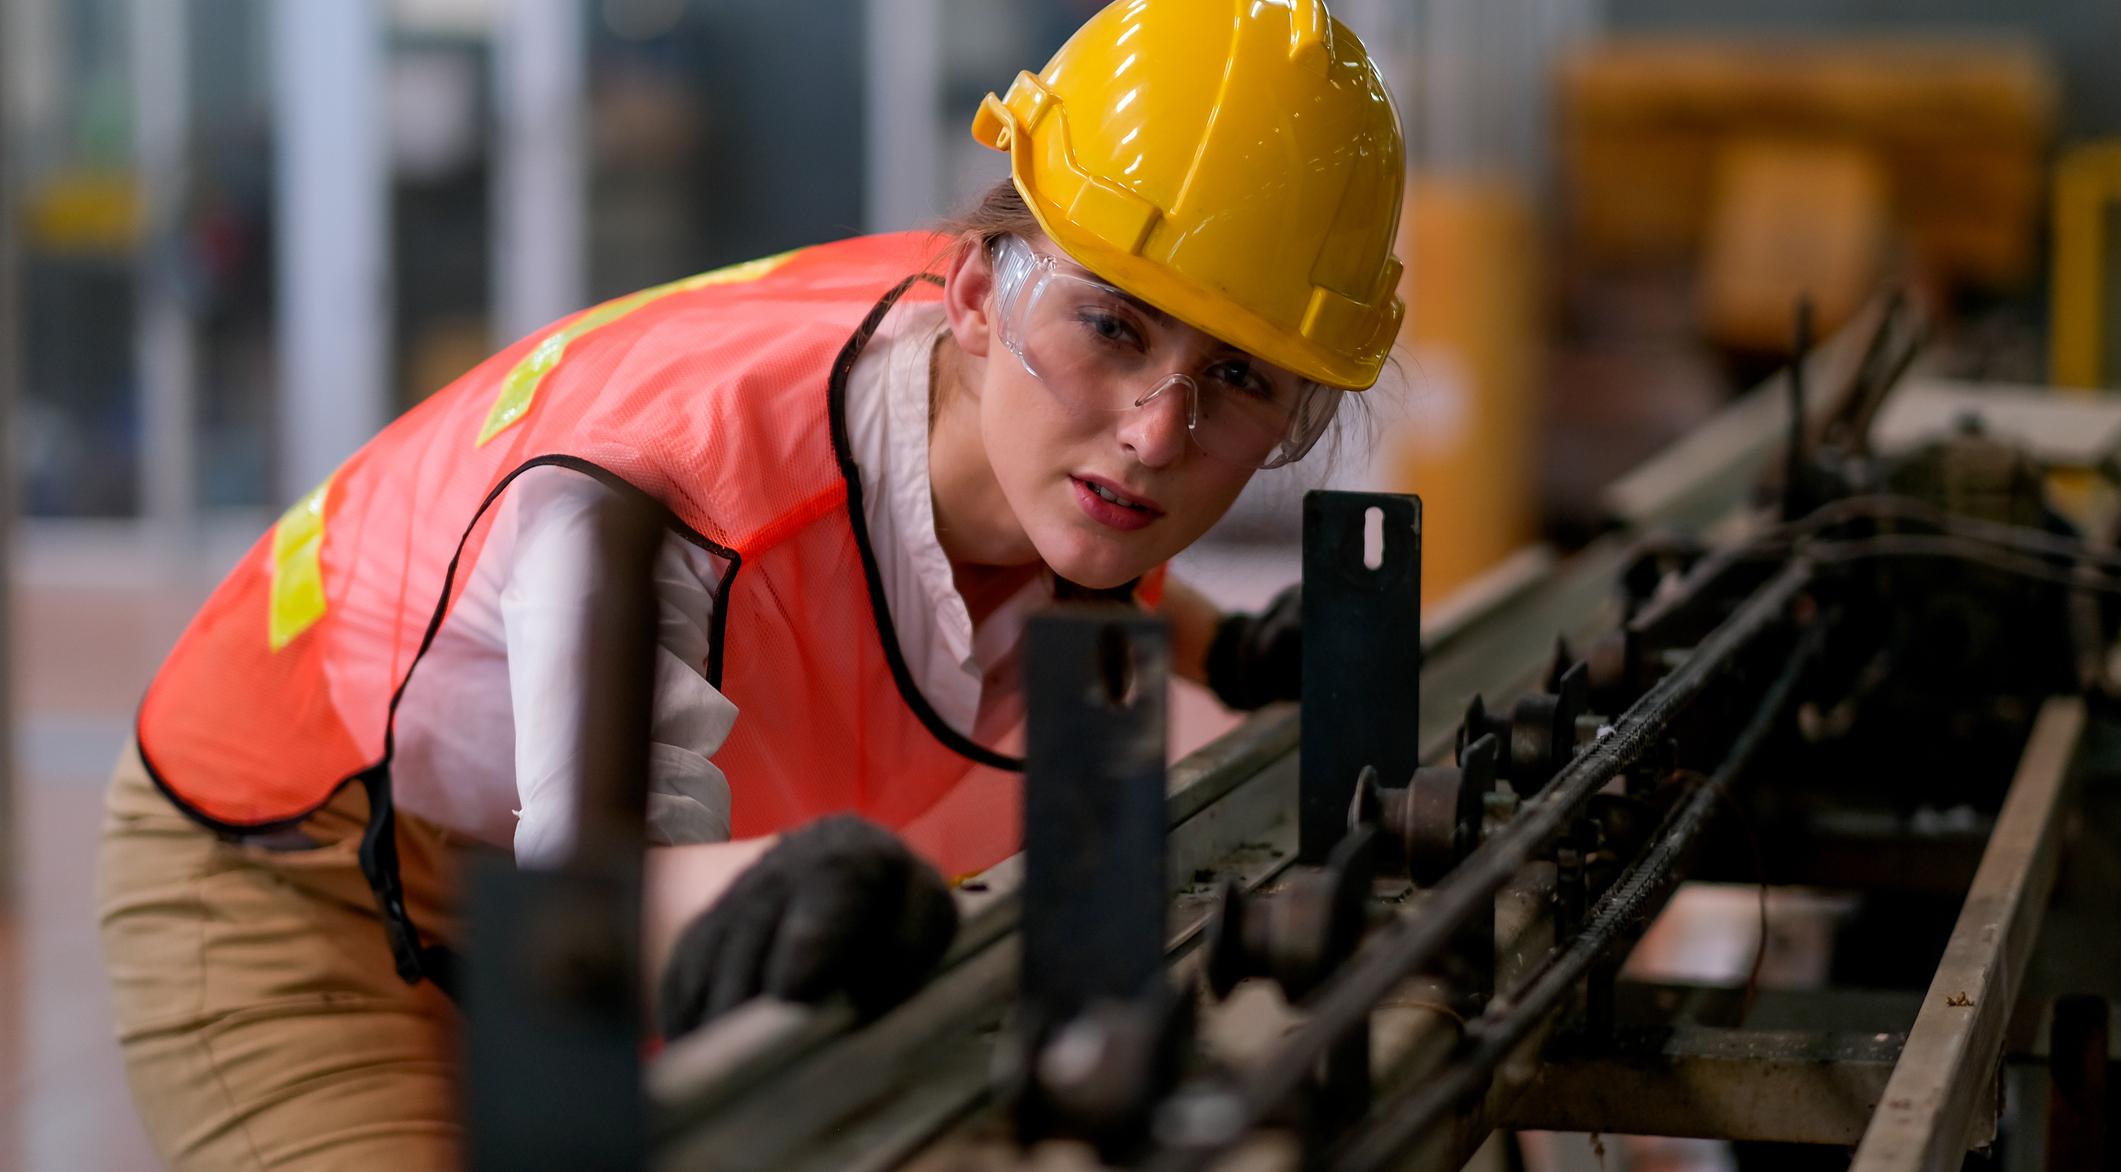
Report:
1622,982,1923,1035
1504,1024,1905,1144
1301,491,1422,863
1850,697,2086,1172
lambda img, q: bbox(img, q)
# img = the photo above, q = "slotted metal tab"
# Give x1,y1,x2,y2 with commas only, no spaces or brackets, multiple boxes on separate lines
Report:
1301,490,1422,864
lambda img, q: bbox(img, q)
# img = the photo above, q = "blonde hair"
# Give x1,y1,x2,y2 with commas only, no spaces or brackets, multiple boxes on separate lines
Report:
923,180,1041,422
928,179,1040,270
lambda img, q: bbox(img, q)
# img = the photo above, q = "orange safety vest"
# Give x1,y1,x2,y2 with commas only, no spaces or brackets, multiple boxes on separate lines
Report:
136,231,1158,987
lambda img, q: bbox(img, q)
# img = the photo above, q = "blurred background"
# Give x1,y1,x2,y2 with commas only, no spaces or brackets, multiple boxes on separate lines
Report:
2,0,2119,1167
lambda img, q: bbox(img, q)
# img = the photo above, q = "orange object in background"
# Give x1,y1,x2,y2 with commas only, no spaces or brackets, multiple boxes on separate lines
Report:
1697,139,1892,355
1560,37,2056,297
2050,140,2121,390
1382,176,1541,608
22,171,143,254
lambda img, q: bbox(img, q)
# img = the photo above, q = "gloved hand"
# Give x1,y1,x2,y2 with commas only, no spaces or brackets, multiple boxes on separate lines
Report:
1203,584,1303,711
655,815,958,1039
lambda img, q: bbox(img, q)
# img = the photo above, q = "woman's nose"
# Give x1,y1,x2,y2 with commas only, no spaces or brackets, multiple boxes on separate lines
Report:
1118,375,1193,467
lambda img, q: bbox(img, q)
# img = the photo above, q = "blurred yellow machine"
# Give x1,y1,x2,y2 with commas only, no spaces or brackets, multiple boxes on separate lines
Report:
1559,37,2056,351
2051,140,2121,390
21,171,142,255
1383,177,1542,606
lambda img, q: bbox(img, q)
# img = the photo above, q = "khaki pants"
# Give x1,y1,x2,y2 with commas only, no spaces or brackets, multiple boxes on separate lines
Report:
96,742,476,1170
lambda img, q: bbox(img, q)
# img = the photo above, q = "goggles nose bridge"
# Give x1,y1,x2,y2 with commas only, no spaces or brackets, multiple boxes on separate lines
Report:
1134,371,1199,428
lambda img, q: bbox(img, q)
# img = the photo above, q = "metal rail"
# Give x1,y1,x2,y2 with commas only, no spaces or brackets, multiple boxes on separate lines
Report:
642,531,1618,1143
1151,560,1814,1170
1850,697,2086,1172
1333,620,1824,1171
640,301,1882,1167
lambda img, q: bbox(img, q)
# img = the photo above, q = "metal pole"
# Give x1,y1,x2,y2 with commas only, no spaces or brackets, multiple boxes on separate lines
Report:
271,0,388,499
493,0,586,343
0,0,24,909
131,0,197,539
861,0,942,231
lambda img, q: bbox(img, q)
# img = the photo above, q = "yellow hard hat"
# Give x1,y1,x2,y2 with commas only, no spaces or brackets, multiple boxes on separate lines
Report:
972,0,1406,390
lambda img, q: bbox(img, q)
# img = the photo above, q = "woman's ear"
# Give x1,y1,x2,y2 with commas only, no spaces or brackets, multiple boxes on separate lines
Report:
941,233,994,359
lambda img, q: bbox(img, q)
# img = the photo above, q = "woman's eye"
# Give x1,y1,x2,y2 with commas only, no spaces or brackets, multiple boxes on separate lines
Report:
1208,362,1276,400
1077,308,1144,349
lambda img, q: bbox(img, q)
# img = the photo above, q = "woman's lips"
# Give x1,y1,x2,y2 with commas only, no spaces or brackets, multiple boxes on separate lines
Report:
1070,475,1160,532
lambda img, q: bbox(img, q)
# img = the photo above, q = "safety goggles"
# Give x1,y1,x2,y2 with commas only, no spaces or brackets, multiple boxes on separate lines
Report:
988,236,1340,469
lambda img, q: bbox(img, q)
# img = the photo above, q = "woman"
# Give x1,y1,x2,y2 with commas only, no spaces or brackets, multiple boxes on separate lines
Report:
97,0,1405,1167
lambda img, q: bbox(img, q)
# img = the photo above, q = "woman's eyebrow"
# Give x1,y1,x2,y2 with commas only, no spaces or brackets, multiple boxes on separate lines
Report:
1108,287,1172,326
1041,247,1172,326
1098,282,1271,366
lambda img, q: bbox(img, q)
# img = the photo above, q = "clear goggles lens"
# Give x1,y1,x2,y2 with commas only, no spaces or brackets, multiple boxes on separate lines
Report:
989,236,1338,469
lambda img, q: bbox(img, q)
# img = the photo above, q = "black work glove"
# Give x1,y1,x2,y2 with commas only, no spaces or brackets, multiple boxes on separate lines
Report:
655,815,958,1039
1203,584,1303,711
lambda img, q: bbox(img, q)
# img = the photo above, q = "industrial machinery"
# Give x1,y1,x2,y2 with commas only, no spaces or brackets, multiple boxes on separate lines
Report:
462,297,2121,1171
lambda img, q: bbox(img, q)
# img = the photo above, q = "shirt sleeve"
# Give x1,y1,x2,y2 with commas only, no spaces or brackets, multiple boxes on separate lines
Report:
497,468,738,867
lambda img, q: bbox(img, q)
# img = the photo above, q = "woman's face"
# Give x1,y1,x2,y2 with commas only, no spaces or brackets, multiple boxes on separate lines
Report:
937,233,1308,590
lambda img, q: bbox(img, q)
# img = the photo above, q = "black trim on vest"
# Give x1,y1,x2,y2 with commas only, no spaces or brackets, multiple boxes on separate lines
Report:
704,553,738,692
363,455,727,990
824,274,1026,773
137,264,1050,992
135,454,736,994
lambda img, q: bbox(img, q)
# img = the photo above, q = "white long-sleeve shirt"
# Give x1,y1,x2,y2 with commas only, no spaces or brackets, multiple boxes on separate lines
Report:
392,300,1044,865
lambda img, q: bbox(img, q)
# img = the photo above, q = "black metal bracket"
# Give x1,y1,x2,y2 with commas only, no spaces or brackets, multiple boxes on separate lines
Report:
463,487,661,1172
1302,490,1422,865
462,862,645,1171
1014,607,1179,1156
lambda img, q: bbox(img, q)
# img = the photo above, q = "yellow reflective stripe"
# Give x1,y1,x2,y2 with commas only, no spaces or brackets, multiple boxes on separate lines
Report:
268,475,332,651
475,293,650,445
475,246,806,447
